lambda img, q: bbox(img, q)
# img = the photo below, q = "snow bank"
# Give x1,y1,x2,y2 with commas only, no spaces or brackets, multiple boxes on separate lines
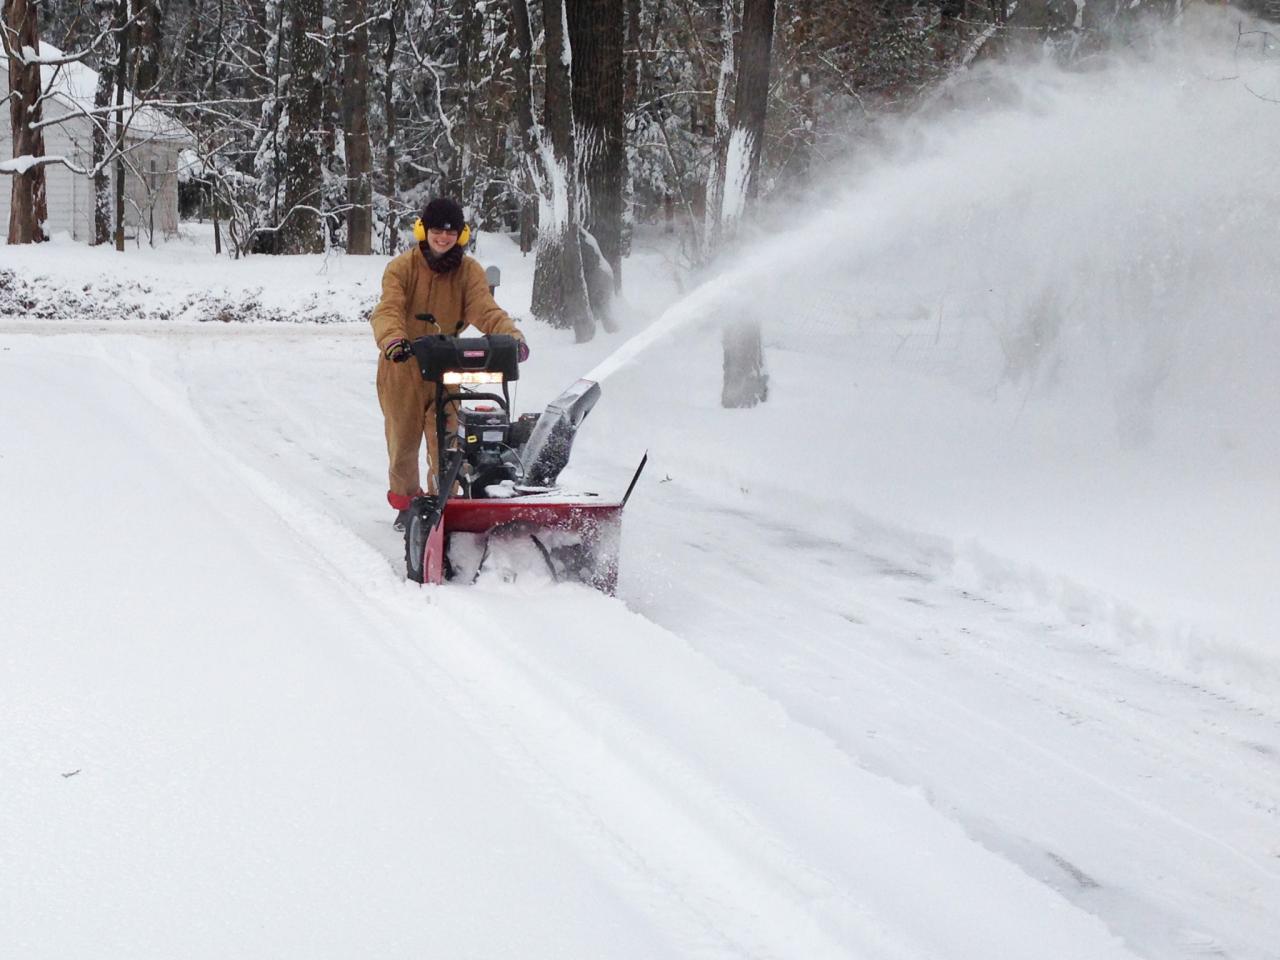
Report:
0,225,383,324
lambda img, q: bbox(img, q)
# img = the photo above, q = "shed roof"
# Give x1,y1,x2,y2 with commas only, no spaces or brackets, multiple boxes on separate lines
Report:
2,41,191,143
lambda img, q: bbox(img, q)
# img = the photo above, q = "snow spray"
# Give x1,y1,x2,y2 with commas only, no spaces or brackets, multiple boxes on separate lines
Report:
582,214,840,385
583,284,728,384
594,8,1280,457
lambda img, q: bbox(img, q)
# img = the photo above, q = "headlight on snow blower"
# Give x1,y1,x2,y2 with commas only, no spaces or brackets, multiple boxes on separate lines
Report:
443,370,505,385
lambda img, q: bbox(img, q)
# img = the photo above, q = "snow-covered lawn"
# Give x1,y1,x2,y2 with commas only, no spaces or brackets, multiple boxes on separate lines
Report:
3,15,1278,959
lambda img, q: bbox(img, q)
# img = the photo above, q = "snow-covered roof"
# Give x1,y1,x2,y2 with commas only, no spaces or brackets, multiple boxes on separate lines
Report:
1,41,191,143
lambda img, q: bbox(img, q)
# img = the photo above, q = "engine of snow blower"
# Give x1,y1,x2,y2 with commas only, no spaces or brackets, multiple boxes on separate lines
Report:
401,334,645,592
454,403,532,497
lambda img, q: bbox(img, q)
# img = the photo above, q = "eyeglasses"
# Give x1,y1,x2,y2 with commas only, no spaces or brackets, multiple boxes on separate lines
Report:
427,227,459,237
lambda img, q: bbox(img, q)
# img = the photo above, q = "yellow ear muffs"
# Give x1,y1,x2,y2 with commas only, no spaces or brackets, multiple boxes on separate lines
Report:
414,218,471,248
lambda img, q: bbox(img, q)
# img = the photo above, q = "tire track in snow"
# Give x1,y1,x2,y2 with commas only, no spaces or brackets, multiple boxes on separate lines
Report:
408,585,1141,960
420,590,902,960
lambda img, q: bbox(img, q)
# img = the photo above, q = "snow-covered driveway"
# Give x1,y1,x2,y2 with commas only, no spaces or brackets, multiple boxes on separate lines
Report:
2,325,1276,960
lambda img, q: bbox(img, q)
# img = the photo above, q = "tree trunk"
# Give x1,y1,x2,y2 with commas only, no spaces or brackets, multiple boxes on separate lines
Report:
208,0,224,255
91,0,116,245
133,0,163,93
732,0,773,205
249,0,289,251
280,0,325,254
721,0,773,408
508,0,538,257
452,0,481,206
703,0,735,259
721,319,768,408
320,15,342,248
567,0,625,294
518,197,535,254
534,0,595,339
514,0,595,341
480,114,508,228
623,0,640,116
785,0,815,183
5,0,49,244
341,0,372,254
114,0,129,251
620,0,640,260
381,0,399,253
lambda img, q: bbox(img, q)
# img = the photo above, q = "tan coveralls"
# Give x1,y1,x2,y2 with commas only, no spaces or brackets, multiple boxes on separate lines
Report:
370,248,525,507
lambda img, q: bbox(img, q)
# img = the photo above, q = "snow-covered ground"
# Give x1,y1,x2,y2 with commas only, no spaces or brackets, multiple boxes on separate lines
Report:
3,11,1279,960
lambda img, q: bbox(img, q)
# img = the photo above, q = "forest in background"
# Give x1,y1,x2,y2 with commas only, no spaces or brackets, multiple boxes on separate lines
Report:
6,0,1276,351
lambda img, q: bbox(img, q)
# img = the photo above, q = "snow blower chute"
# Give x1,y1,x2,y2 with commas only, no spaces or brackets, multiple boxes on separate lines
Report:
402,334,645,592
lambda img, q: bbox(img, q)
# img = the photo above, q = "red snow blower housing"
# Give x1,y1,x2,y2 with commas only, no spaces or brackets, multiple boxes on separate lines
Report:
403,334,645,592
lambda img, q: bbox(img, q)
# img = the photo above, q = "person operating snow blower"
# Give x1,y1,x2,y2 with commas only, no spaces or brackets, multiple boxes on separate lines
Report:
371,197,529,530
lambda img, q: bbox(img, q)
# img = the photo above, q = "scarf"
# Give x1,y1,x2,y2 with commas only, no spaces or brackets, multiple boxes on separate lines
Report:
421,242,464,275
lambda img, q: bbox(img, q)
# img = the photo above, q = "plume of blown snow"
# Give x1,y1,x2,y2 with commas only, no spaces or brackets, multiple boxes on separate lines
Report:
588,7,1280,687
602,9,1280,463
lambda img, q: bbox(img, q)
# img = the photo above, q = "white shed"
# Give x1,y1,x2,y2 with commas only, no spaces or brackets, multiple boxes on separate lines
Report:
1,43,191,244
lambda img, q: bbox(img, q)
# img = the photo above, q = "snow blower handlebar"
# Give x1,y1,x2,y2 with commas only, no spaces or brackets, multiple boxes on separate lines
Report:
410,334,521,387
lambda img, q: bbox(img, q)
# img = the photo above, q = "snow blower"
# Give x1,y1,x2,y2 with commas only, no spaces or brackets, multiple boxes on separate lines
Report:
402,334,645,592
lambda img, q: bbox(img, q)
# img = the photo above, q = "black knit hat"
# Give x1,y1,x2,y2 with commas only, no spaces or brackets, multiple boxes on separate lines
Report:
422,197,465,232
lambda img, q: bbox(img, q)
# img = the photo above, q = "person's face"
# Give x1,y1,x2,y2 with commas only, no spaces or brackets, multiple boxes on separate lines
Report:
427,227,459,255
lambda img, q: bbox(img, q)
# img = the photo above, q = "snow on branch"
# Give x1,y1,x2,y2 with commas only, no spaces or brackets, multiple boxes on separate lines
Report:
0,8,148,68
32,97,252,134
0,154,86,176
